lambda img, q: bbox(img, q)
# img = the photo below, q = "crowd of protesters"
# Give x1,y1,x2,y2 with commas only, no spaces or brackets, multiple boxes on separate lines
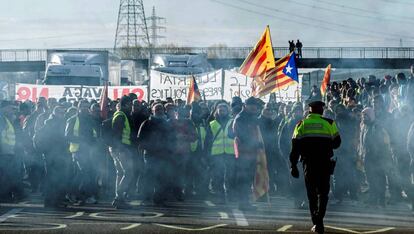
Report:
0,70,414,211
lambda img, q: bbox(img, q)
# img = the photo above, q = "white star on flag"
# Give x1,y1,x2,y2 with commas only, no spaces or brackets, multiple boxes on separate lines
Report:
285,64,293,74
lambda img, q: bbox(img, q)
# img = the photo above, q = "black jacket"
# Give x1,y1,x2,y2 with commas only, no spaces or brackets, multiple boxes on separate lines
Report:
137,116,171,157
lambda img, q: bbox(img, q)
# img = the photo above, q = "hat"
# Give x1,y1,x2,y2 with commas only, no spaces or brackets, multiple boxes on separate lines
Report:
308,100,325,108
245,97,259,106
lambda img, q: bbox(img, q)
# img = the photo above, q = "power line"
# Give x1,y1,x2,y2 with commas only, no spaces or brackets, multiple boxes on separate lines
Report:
278,0,414,25
312,0,414,21
210,0,395,41
239,0,414,40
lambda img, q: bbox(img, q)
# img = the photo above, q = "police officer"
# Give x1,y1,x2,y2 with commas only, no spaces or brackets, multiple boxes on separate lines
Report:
290,101,341,234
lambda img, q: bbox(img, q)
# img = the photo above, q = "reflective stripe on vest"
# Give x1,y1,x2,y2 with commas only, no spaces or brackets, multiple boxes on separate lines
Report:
191,126,206,152
293,114,339,140
0,117,15,155
112,110,131,145
69,117,80,153
210,119,234,155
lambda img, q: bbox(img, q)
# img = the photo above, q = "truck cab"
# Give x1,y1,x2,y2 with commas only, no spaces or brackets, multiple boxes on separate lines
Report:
44,64,103,86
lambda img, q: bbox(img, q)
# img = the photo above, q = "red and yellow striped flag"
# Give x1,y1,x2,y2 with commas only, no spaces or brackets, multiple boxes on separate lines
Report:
187,76,201,104
252,52,298,97
320,64,331,96
253,126,269,201
239,26,275,78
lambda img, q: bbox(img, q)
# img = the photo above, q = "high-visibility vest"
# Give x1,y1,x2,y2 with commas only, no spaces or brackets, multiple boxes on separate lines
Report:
191,125,206,152
293,113,339,140
69,117,97,153
0,116,15,155
210,119,234,155
112,110,131,145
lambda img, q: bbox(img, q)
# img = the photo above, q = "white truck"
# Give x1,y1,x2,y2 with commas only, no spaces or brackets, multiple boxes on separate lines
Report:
43,50,121,86
151,54,213,75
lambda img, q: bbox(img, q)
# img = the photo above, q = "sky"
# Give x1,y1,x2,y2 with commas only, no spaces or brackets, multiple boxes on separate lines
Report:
1,0,414,49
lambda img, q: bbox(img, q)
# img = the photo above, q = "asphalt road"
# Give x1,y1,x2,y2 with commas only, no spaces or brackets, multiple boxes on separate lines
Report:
0,194,413,233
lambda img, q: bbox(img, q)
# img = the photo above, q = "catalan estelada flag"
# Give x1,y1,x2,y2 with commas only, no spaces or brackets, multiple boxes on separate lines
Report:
252,52,298,97
320,64,331,96
239,26,275,78
187,76,201,104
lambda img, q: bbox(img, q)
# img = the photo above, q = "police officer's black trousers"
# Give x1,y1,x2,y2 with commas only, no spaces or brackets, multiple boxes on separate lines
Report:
303,162,331,225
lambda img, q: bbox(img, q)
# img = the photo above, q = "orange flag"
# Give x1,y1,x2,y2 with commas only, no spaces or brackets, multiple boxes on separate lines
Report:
239,26,275,78
186,76,201,104
320,64,331,96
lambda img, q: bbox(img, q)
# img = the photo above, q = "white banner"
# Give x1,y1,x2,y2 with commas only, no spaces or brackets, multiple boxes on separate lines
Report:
150,69,223,100
223,70,302,103
15,84,148,102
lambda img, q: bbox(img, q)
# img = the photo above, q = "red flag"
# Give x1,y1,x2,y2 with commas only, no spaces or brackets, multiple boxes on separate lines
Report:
100,82,109,119
320,64,331,97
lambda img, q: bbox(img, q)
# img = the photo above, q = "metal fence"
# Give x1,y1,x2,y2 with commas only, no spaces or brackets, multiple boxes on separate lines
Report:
1,47,414,61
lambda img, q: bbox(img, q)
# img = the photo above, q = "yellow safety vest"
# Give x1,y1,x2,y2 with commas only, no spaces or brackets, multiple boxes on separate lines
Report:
191,125,206,152
69,117,97,153
210,119,234,155
112,110,131,145
293,114,339,140
0,116,15,155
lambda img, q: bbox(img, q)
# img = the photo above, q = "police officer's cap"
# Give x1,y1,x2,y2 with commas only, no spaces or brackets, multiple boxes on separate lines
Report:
308,100,325,108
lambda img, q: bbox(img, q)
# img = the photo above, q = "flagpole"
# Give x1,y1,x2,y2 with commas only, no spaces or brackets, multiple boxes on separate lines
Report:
266,25,282,102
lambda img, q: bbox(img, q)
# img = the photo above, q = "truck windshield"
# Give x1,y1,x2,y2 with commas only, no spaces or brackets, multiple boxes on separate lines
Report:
44,76,101,86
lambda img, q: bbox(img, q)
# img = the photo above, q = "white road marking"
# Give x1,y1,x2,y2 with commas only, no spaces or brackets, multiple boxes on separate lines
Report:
120,223,141,230
218,212,229,219
326,225,359,233
154,223,227,231
0,208,23,223
326,226,396,234
0,223,67,231
232,209,249,226
363,227,395,234
205,201,216,207
64,212,84,219
89,211,163,219
277,225,293,232
129,200,141,206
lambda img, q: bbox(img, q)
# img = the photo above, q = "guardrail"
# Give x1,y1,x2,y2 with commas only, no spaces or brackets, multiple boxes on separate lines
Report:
1,47,414,61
